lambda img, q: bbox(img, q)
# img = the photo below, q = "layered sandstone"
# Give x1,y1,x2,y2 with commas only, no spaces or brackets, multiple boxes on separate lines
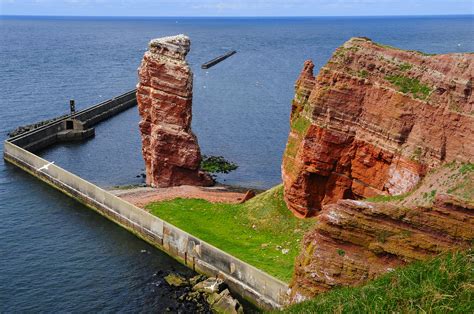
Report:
137,35,213,187
290,194,473,300
282,37,474,217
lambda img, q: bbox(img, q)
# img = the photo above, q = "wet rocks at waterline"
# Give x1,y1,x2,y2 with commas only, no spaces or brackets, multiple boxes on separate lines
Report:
163,273,244,314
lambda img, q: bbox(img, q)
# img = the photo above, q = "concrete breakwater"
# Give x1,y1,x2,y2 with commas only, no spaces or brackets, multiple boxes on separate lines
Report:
3,92,289,310
201,50,237,69
8,89,137,152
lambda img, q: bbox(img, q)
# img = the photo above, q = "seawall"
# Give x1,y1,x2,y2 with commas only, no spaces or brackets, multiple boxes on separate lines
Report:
9,89,137,152
3,92,289,310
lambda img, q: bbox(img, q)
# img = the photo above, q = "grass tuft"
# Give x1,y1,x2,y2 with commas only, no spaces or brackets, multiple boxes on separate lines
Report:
399,62,413,71
358,69,369,78
365,193,410,203
459,163,474,174
291,115,311,135
386,75,432,100
448,163,474,201
279,250,473,313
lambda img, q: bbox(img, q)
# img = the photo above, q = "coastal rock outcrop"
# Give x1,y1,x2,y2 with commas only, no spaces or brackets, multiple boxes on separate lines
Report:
282,37,474,217
137,35,213,187
290,194,473,300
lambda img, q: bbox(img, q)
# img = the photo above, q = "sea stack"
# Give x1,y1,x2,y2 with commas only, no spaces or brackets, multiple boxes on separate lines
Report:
137,35,213,187
282,37,474,217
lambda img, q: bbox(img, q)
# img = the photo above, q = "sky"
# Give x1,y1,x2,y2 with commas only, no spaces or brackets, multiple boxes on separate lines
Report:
0,0,473,17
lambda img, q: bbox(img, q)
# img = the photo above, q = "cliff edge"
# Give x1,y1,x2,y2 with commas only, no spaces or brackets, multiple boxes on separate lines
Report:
284,38,474,301
282,37,474,217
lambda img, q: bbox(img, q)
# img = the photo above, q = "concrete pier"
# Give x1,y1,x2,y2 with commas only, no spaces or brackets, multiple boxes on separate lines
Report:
9,90,136,152
3,89,289,310
201,50,237,69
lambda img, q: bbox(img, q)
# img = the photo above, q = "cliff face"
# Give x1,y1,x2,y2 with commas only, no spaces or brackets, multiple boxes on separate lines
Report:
290,193,473,300
137,35,213,187
282,37,474,217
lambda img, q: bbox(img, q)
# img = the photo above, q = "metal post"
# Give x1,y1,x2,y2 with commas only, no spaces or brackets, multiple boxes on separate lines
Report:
69,99,76,115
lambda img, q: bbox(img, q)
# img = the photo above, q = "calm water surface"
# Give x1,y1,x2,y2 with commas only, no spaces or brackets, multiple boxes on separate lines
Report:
1,16,473,311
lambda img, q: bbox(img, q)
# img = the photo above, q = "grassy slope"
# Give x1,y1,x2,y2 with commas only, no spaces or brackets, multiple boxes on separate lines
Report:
280,250,473,313
366,162,474,207
146,185,315,282
145,163,473,308
288,162,474,313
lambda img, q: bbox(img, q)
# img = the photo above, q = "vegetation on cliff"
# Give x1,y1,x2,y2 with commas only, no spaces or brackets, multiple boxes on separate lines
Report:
365,162,474,207
146,185,315,282
385,74,432,100
280,250,473,313
282,36,474,217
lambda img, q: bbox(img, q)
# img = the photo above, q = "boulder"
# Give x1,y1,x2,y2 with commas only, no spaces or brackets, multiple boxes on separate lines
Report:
211,289,244,314
164,273,188,287
192,277,225,294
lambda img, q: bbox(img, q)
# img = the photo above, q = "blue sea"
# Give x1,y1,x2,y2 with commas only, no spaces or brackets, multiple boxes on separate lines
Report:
1,15,473,311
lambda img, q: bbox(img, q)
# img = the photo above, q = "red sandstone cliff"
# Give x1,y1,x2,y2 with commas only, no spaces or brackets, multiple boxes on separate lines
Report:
290,193,473,300
284,37,474,301
137,35,213,187
282,37,474,218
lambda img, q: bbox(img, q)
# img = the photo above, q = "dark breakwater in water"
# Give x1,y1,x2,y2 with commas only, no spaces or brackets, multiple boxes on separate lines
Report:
1,16,473,311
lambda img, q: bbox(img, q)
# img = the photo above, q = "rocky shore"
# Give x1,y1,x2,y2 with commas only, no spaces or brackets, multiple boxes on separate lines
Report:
162,272,244,314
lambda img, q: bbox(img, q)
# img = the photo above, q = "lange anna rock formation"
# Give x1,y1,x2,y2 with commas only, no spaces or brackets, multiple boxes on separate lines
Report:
137,35,213,187
282,37,473,218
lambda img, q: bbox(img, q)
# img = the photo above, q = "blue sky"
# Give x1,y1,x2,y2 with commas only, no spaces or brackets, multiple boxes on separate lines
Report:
0,0,473,17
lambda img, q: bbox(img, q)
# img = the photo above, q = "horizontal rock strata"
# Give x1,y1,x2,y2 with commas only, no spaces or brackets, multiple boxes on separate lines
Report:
290,194,473,300
282,37,474,217
137,35,213,187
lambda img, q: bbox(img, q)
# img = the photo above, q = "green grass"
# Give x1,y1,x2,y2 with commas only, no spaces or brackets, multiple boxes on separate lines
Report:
291,115,311,135
386,75,432,100
422,189,438,202
365,193,410,203
279,250,473,313
358,69,369,78
448,163,474,201
146,185,315,282
399,62,413,71
412,146,423,161
334,45,360,59
459,163,474,174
